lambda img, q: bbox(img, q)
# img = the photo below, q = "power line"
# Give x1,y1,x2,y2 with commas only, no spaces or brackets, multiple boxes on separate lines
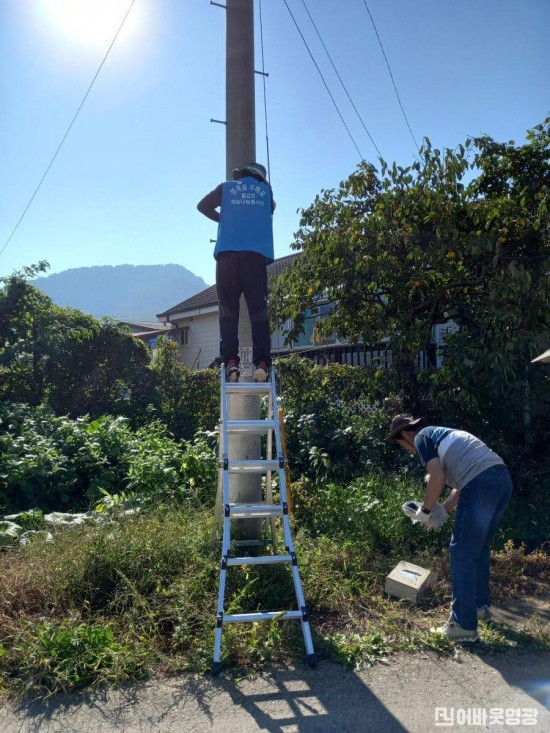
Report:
361,0,419,152
300,0,382,159
0,0,136,259
258,0,272,180
282,0,364,161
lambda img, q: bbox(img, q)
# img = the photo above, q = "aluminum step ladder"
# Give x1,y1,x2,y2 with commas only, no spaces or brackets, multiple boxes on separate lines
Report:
212,364,316,674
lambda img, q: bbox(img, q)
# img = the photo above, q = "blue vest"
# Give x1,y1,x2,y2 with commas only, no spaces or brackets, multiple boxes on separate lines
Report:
214,177,274,261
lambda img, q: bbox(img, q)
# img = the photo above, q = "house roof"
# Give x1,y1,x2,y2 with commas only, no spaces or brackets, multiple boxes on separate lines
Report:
157,284,219,318
133,328,173,340
119,321,171,331
157,252,301,319
267,252,301,279
118,321,173,340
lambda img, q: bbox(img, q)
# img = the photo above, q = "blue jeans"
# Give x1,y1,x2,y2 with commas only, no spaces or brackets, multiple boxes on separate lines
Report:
450,465,513,630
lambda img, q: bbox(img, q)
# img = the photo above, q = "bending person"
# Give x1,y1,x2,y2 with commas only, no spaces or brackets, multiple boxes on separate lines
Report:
388,413,513,642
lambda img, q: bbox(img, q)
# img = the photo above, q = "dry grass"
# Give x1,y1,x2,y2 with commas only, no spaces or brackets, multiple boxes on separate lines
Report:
0,511,548,697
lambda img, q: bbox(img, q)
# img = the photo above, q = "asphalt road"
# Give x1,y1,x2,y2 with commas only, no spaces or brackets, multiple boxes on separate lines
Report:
1,650,549,733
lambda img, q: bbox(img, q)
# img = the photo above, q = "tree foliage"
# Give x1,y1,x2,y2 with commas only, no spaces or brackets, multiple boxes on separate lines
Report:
151,336,218,440
0,263,155,420
270,120,550,448
0,266,220,443
275,355,411,484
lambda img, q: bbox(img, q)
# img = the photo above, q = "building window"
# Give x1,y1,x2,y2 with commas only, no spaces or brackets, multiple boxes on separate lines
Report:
180,327,189,345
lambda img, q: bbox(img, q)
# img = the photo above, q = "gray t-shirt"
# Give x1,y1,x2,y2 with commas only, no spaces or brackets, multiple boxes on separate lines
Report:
414,426,504,490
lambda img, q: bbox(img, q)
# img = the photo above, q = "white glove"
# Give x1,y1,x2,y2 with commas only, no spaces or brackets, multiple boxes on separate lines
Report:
402,500,448,531
417,502,448,531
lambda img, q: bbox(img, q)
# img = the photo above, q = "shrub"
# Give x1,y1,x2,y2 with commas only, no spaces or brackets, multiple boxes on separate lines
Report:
0,403,109,512
291,473,448,555
152,337,219,441
0,404,217,514
275,356,413,483
12,619,149,695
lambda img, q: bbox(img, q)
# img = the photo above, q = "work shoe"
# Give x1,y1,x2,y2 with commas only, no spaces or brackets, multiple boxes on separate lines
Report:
253,360,269,382
434,617,479,643
477,605,492,622
226,359,240,383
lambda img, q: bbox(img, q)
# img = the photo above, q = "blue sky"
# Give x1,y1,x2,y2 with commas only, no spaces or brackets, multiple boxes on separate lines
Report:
1,0,549,304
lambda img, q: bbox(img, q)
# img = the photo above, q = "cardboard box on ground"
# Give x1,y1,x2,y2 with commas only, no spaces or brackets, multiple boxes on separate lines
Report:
385,561,438,603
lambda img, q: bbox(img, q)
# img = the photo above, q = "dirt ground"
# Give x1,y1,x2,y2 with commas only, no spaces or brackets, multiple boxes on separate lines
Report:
1,598,549,733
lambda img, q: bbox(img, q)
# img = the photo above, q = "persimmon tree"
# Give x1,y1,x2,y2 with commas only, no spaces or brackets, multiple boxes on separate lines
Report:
270,119,550,442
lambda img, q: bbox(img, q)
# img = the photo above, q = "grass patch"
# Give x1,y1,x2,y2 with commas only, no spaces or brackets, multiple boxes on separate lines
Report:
0,500,548,698
11,618,150,697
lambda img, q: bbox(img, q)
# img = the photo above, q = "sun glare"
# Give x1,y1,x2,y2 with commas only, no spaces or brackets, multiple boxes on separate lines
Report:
37,0,144,53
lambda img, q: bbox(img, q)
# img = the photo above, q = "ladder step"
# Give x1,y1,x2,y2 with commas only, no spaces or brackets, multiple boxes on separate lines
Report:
226,555,292,567
232,539,272,548
227,459,280,473
227,555,292,567
223,611,303,623
228,503,284,518
225,383,272,394
226,419,276,432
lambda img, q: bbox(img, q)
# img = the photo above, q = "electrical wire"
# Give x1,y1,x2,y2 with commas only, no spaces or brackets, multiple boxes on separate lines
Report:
0,0,136,259
282,0,364,161
361,0,419,152
300,0,381,159
258,0,272,181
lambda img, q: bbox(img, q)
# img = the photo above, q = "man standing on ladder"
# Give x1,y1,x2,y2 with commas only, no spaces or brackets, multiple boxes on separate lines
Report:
197,162,275,383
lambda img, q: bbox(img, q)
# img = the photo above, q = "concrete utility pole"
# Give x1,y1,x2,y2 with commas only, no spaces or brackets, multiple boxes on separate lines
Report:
225,0,261,539
226,0,255,181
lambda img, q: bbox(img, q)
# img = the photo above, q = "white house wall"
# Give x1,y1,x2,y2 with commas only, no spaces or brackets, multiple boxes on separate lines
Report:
172,312,220,370
168,309,397,372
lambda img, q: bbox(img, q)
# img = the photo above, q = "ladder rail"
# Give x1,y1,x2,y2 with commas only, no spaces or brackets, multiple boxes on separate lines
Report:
212,455,223,539
265,386,278,553
213,366,229,540
220,366,231,528
269,370,296,554
267,369,315,659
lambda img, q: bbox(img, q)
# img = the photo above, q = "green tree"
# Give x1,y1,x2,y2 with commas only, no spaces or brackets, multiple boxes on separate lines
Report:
1,262,56,405
270,120,550,450
0,264,155,420
151,336,218,440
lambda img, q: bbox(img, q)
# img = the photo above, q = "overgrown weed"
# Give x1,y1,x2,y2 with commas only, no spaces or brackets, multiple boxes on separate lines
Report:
0,499,548,698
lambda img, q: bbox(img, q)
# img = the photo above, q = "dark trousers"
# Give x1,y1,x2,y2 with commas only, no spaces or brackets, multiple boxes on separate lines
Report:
216,251,271,367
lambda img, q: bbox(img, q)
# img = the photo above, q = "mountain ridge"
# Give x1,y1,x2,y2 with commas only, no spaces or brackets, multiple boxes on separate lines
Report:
34,264,210,322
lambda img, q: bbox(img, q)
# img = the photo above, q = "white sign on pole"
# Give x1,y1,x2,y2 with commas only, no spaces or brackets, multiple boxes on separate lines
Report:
238,346,253,376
